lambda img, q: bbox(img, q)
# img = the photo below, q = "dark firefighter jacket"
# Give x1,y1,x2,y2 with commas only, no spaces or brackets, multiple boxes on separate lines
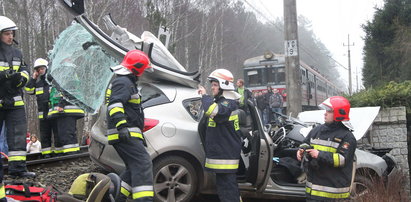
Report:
0,42,29,109
47,87,84,119
106,75,144,145
25,74,50,120
302,122,356,200
202,94,242,173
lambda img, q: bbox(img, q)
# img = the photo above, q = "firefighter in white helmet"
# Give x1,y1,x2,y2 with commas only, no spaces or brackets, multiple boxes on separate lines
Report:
0,16,34,179
25,58,55,157
198,69,242,202
297,96,356,201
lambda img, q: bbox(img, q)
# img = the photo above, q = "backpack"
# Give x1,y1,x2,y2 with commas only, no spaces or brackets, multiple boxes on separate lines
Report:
5,183,58,202
57,172,121,202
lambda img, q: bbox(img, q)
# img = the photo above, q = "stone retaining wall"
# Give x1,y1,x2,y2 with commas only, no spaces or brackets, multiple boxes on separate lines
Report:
357,106,409,192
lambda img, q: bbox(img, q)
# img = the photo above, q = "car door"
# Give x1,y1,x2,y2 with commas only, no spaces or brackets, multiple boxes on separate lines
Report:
243,98,274,192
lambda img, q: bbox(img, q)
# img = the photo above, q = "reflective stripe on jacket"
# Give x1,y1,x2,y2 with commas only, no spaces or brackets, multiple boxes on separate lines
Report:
0,47,29,109
106,75,144,144
25,75,50,120
303,123,356,200
47,87,84,119
47,105,85,119
201,94,241,173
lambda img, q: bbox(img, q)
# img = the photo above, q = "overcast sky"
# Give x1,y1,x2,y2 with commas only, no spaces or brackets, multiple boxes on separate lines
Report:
248,0,385,91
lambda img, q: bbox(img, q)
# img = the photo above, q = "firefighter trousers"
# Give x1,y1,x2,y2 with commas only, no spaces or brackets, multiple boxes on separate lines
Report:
39,118,56,155
0,108,27,174
55,116,79,154
215,173,241,202
113,138,153,202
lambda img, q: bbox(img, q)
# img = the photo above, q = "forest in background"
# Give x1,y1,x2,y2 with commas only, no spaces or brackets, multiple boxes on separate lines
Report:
362,0,411,88
0,0,342,135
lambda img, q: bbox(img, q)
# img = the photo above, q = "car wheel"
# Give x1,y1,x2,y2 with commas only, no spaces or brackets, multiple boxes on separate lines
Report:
351,175,373,198
153,155,198,202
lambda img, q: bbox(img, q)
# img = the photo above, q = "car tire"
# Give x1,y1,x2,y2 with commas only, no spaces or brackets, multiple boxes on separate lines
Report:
153,155,198,202
351,175,373,198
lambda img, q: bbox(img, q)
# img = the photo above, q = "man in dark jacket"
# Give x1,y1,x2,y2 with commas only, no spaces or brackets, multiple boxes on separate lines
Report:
264,86,274,124
0,16,34,178
198,69,242,202
269,88,283,123
297,96,356,201
25,58,54,157
106,49,153,202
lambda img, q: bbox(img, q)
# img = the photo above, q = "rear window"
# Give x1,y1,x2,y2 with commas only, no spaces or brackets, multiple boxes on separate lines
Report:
183,98,202,121
140,84,171,108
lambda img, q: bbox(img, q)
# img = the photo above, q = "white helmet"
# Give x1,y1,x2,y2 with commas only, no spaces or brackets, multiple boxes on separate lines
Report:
207,69,235,91
0,16,18,32
33,58,48,69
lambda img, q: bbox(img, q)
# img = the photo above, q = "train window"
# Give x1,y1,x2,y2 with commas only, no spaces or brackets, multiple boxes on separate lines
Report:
317,81,325,92
301,69,306,84
246,69,262,86
301,69,306,76
277,67,285,84
267,68,275,84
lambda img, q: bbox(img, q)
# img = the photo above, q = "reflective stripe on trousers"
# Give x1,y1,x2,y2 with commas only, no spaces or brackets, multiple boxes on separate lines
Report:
205,158,239,170
306,181,350,199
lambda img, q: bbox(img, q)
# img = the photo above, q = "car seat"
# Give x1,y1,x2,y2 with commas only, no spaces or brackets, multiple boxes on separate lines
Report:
237,109,252,154
56,172,121,202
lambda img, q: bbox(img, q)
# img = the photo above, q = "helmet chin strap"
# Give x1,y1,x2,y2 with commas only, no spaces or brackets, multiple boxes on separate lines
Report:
214,88,223,98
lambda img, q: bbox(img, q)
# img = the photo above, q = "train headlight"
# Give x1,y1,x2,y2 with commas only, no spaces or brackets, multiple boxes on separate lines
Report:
264,51,274,60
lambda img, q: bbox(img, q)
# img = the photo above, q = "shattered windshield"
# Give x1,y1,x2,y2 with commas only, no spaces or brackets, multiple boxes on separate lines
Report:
48,22,117,113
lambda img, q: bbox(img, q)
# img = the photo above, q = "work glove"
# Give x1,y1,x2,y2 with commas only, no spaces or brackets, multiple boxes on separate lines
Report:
10,72,22,87
0,70,12,81
118,127,131,142
5,80,18,95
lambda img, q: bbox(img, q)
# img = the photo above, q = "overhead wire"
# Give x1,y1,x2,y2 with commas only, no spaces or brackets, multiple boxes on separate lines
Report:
242,0,348,71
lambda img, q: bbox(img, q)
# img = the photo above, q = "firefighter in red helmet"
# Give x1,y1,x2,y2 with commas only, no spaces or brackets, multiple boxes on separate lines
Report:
297,96,356,201
106,49,154,202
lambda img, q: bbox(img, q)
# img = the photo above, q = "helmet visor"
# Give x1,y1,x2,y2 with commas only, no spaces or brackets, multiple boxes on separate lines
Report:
342,120,354,131
318,103,333,112
110,65,131,75
145,66,154,73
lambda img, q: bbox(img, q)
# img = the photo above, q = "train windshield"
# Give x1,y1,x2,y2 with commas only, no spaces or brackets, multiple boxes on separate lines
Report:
277,67,285,84
245,69,263,86
245,66,285,86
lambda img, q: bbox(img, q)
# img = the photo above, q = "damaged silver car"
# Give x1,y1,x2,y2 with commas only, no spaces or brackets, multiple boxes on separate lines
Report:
54,1,397,201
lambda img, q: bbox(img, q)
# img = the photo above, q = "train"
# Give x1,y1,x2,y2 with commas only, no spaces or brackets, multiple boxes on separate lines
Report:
243,51,341,110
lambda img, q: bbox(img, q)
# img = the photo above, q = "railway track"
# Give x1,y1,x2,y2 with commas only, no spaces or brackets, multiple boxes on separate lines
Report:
3,146,89,169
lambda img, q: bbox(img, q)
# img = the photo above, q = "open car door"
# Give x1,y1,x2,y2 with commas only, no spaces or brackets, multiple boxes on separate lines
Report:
240,98,274,192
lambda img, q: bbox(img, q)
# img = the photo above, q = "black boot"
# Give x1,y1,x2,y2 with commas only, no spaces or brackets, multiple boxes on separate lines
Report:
9,171,36,178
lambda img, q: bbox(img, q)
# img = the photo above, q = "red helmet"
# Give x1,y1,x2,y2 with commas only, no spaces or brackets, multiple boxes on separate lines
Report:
318,96,350,121
121,50,152,77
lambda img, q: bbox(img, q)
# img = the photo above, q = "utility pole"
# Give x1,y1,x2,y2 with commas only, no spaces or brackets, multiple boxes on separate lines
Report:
343,34,354,95
284,0,302,117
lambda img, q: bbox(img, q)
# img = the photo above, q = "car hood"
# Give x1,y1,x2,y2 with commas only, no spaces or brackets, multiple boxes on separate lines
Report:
297,106,381,140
